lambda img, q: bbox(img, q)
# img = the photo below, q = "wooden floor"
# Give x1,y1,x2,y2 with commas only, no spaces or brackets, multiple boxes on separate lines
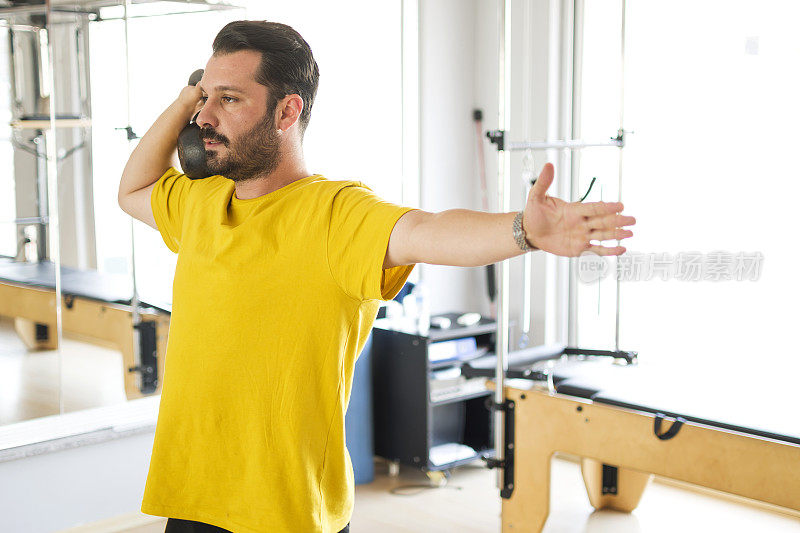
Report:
62,457,800,533
3,316,798,532
0,316,128,424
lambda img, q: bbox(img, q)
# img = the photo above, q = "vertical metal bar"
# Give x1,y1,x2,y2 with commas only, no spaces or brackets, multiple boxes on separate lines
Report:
71,21,87,270
37,26,50,100
543,0,559,347
567,0,583,347
35,128,49,260
122,0,142,389
521,251,532,347
520,0,533,349
614,0,626,352
44,0,64,414
9,30,23,115
519,0,533,349
494,0,512,489
554,0,573,346
75,22,89,118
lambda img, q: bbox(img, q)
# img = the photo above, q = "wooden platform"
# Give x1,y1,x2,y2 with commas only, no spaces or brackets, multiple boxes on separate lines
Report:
502,385,800,532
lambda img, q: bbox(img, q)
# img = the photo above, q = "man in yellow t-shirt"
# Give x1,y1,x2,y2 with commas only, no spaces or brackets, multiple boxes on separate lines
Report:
118,20,635,533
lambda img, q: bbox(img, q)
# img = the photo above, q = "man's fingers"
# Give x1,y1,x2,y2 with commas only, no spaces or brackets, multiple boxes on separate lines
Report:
529,163,555,202
587,213,636,230
587,244,627,256
576,201,624,217
590,228,634,241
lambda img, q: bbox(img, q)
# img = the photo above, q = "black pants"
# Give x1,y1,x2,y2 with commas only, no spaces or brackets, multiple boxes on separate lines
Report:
165,518,350,533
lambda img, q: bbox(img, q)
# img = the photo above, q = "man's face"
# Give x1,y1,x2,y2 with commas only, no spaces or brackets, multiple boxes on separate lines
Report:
196,50,281,182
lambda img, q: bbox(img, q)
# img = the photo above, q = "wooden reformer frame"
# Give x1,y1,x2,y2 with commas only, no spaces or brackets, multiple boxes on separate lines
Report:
0,280,168,400
499,384,800,531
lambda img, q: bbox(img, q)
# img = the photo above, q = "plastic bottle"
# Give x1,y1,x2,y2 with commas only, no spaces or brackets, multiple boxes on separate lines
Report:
411,282,430,333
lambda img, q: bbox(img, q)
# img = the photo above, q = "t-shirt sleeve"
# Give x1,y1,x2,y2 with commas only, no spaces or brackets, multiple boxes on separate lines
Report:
327,184,417,301
150,167,197,254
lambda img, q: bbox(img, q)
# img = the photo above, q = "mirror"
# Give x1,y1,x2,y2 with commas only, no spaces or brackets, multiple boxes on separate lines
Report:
0,1,243,428
0,18,62,424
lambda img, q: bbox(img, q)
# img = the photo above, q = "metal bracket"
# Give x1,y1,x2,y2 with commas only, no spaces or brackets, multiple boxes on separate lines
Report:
128,320,158,394
613,128,628,148
484,399,515,499
486,129,505,151
35,323,49,342
115,125,139,141
602,464,619,495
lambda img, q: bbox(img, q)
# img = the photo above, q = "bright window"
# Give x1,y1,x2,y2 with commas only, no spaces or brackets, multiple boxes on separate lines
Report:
574,1,800,389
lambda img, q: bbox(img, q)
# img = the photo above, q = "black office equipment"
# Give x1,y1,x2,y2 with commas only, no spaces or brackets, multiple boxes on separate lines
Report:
372,313,496,472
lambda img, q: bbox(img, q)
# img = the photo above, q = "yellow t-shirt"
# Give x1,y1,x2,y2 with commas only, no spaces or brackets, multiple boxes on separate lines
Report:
141,168,415,532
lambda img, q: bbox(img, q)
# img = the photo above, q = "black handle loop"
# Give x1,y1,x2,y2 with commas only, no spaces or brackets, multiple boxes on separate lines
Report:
188,69,204,125
653,413,685,440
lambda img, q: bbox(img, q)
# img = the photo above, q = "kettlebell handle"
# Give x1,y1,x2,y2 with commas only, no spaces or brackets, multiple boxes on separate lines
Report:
188,69,204,87
188,69,203,124
177,69,211,180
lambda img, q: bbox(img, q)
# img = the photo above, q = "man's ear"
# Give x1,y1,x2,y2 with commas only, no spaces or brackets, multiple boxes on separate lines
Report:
276,94,304,132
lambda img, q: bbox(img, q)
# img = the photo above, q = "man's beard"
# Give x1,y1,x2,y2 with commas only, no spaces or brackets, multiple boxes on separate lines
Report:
201,109,282,183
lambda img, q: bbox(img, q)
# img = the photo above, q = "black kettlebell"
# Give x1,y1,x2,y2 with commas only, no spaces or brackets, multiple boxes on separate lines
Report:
177,69,211,179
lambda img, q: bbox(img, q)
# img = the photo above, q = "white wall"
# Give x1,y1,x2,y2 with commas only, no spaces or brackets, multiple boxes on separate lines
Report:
417,0,486,316
0,429,155,532
419,0,562,347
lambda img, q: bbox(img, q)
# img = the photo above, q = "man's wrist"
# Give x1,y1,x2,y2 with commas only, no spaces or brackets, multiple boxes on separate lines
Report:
513,211,537,252
171,99,199,122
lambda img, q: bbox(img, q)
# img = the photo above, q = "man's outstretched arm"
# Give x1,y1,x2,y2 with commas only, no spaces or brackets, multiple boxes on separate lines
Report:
384,163,636,269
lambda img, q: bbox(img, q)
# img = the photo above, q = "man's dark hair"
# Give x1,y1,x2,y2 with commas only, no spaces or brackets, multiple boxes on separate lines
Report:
212,20,319,135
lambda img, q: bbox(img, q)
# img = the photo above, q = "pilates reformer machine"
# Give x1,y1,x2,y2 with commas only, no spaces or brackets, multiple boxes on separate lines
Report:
465,344,800,531
478,1,800,531
0,255,170,399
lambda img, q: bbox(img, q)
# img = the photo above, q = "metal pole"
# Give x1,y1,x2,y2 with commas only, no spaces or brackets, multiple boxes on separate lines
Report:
614,0,627,352
44,0,65,414
568,0,585,347
519,0,533,350
494,0,512,489
506,137,623,150
521,248,532,348
122,0,143,384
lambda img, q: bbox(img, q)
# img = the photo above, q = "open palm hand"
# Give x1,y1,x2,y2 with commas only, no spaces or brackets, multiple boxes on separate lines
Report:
523,164,635,257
